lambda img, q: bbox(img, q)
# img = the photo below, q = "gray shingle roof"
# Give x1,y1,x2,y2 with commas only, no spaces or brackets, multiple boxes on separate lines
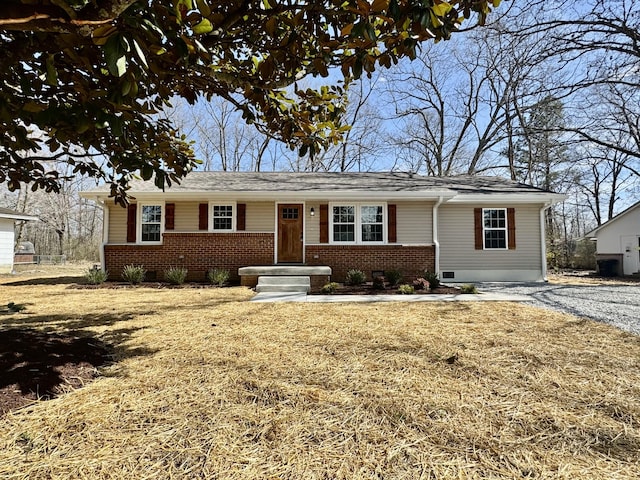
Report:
83,171,554,195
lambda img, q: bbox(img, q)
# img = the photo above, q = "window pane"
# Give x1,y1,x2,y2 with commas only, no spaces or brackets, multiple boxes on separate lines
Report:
213,217,232,230
484,230,506,249
333,224,355,242
142,224,160,242
212,205,233,230
361,205,383,223
484,209,505,228
142,205,161,223
213,205,233,217
333,206,354,223
282,207,299,219
362,224,383,242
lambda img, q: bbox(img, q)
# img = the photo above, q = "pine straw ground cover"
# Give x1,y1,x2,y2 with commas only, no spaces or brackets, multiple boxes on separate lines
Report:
0,272,639,479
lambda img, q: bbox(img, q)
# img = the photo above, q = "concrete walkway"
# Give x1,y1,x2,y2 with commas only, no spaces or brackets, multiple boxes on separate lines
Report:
251,292,530,303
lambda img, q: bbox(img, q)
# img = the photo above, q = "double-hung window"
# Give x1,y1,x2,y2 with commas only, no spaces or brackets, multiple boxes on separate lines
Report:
331,203,385,244
140,204,163,243
360,205,384,242
332,205,355,242
483,208,507,249
211,203,235,231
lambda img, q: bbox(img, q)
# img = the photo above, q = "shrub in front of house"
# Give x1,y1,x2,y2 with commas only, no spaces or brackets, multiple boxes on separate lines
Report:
397,284,415,295
165,266,188,285
385,269,403,287
372,276,386,290
423,270,440,290
85,267,108,285
321,282,339,294
121,264,146,285
412,277,430,290
346,269,366,286
460,284,478,294
207,268,230,287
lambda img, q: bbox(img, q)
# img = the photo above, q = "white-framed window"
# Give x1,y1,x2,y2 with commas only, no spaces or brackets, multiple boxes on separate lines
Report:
360,205,384,242
483,208,507,249
210,203,235,231
139,203,163,243
332,205,355,242
330,203,386,244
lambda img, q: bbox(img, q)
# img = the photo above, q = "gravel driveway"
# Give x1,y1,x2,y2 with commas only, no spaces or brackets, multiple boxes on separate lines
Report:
476,282,640,335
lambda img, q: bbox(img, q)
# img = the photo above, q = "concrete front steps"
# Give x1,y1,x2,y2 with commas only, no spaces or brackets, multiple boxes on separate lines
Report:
239,265,332,293
256,276,310,293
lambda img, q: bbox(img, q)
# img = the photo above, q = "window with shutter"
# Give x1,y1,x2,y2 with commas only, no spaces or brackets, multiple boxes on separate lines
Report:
474,208,515,250
329,202,387,244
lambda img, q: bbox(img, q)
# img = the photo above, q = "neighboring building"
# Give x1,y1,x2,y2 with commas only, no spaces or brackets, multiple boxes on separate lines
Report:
586,201,640,276
80,172,565,284
0,207,38,273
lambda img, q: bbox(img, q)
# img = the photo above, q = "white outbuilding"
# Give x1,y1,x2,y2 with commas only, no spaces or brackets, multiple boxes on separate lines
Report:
587,201,640,276
0,207,38,273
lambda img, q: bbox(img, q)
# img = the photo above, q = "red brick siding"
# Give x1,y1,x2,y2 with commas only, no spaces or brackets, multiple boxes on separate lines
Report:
104,234,434,284
306,245,435,282
104,233,274,282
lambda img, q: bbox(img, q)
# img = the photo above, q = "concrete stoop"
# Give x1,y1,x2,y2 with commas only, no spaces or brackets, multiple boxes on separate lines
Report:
239,266,332,291
256,275,311,293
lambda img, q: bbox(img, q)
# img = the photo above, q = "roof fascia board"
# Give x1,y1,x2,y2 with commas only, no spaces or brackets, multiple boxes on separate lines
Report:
86,190,458,202
0,214,39,221
446,193,566,204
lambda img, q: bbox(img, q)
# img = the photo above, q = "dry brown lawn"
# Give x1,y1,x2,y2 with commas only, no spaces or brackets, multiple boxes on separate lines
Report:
0,267,639,479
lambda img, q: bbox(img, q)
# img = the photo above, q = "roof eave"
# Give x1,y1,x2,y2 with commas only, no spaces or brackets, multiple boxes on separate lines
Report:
446,193,566,204
82,190,459,202
0,214,39,221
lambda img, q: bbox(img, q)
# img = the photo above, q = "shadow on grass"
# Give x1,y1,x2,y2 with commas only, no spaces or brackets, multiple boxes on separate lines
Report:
0,312,159,416
3,312,144,332
1,275,85,286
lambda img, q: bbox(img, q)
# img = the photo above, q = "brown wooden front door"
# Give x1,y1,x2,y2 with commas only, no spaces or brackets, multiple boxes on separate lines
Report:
277,203,303,263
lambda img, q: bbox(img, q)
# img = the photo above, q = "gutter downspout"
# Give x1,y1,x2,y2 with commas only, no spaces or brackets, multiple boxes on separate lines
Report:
432,196,444,275
99,198,108,272
540,201,552,282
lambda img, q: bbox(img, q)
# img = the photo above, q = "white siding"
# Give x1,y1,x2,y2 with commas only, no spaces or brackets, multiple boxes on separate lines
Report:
439,204,544,281
174,202,200,231
596,206,640,274
108,202,128,243
246,202,275,232
596,207,640,254
306,202,320,244
396,201,433,244
0,219,15,273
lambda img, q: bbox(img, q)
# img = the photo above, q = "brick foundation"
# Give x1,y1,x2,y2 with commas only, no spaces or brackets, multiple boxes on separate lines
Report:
104,236,434,285
104,233,274,282
306,244,435,282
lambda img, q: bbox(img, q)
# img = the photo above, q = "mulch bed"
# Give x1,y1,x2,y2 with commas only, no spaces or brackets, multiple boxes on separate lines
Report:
71,282,230,290
311,283,462,295
0,329,112,417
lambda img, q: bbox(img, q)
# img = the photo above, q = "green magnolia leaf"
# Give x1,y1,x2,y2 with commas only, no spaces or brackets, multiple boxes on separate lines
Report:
432,2,453,17
132,39,148,68
104,35,128,77
141,164,154,180
22,102,46,113
45,54,57,86
192,18,213,34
